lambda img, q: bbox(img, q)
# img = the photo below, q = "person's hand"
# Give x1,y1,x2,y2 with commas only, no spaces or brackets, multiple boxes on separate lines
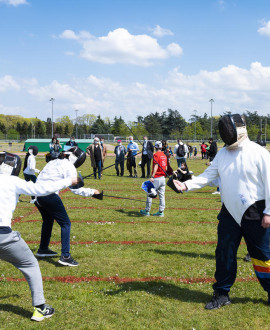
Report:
93,189,100,195
261,214,270,228
173,180,187,192
36,169,40,174
150,177,154,183
71,177,79,186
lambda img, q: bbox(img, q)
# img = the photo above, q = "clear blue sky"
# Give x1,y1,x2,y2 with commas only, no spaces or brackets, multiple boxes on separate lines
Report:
1,0,270,122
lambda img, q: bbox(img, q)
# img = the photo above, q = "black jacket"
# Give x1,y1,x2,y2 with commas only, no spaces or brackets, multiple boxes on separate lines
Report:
142,141,154,159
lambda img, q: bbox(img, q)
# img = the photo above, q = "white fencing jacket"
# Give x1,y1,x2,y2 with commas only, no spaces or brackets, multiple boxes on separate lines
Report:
36,158,95,197
0,174,72,228
23,154,39,175
185,138,270,225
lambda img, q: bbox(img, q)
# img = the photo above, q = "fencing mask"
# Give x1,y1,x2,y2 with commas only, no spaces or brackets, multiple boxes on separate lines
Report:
218,114,247,146
141,181,157,198
61,146,86,168
0,152,22,176
28,145,38,156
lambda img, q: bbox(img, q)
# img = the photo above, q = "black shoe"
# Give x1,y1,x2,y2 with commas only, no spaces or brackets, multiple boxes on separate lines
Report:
58,255,79,267
36,248,58,257
140,176,145,178
129,174,133,177
205,291,231,310
243,253,251,262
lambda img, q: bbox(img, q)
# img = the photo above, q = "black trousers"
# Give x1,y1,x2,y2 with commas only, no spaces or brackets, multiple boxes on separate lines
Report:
141,155,151,177
214,209,270,294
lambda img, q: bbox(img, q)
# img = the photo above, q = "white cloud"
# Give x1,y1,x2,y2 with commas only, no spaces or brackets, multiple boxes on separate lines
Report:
258,20,270,36
151,25,174,37
0,75,20,92
0,0,28,6
59,30,92,40
2,62,270,121
59,28,182,66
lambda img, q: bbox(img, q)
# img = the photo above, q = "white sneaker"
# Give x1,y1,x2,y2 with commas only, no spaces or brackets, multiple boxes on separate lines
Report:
212,191,220,195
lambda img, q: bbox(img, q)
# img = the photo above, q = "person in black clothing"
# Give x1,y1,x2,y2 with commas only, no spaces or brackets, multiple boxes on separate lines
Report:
208,138,217,162
66,136,78,147
141,136,154,178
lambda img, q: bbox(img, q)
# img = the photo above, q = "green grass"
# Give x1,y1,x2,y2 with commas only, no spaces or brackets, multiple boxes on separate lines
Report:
0,153,269,329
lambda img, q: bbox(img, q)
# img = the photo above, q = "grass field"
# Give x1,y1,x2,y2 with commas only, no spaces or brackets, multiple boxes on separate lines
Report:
1,150,270,329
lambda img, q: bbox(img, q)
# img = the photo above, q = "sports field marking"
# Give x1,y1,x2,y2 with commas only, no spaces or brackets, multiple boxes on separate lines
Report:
0,275,257,284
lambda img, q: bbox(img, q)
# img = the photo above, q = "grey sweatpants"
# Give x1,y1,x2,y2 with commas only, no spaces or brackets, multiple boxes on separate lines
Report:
145,176,166,212
0,231,45,306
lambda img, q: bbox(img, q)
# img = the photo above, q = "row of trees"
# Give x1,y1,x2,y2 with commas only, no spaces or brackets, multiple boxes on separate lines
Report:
0,110,269,141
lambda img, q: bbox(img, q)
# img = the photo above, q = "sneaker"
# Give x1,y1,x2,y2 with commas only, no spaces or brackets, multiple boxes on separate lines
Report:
140,210,150,216
153,211,164,217
212,191,220,195
205,291,231,310
58,255,79,267
36,248,58,257
31,304,55,322
243,253,251,262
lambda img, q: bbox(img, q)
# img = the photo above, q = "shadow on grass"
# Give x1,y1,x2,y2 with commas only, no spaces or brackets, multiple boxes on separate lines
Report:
151,249,248,262
36,257,62,267
106,281,209,303
115,209,143,218
0,303,32,318
150,248,215,260
106,281,268,306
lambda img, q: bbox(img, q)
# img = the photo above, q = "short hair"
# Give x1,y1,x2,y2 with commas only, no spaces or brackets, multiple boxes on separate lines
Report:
129,136,133,140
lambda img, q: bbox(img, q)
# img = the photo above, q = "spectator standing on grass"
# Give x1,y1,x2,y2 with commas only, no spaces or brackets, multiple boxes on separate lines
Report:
0,151,78,322
127,136,139,177
114,139,127,176
86,137,104,180
65,136,78,147
49,137,62,159
140,141,167,217
141,136,154,178
174,114,270,309
193,146,198,158
174,139,187,167
208,138,218,162
23,145,40,202
201,142,207,159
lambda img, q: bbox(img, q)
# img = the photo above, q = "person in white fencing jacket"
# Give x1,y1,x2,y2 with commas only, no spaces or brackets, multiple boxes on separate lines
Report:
174,114,270,310
0,151,78,322
34,147,100,267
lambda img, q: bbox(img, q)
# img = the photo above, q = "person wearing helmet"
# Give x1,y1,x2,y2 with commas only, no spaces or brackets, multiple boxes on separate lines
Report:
34,147,100,267
174,114,270,309
140,141,167,217
23,146,40,202
0,151,79,322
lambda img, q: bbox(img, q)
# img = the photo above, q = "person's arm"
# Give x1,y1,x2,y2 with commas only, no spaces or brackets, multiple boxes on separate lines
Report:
259,149,270,228
15,176,77,196
28,156,40,174
150,163,158,182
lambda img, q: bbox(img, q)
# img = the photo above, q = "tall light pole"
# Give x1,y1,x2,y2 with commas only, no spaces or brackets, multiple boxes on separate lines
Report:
75,109,79,139
193,109,197,141
209,99,214,137
49,98,54,137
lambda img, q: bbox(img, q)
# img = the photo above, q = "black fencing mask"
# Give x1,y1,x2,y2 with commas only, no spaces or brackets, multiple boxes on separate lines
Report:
218,114,246,146
63,147,86,168
0,152,22,176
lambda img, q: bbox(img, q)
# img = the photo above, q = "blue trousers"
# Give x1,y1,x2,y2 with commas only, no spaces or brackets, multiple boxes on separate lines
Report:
214,210,270,294
94,160,102,179
35,194,71,257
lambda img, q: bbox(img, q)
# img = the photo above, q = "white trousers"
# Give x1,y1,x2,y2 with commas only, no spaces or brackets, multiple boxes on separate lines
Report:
145,176,166,212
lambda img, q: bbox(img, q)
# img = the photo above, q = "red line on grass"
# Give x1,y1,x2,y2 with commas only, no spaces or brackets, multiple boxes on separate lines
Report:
68,206,220,211
12,219,169,224
0,275,257,284
26,240,219,245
